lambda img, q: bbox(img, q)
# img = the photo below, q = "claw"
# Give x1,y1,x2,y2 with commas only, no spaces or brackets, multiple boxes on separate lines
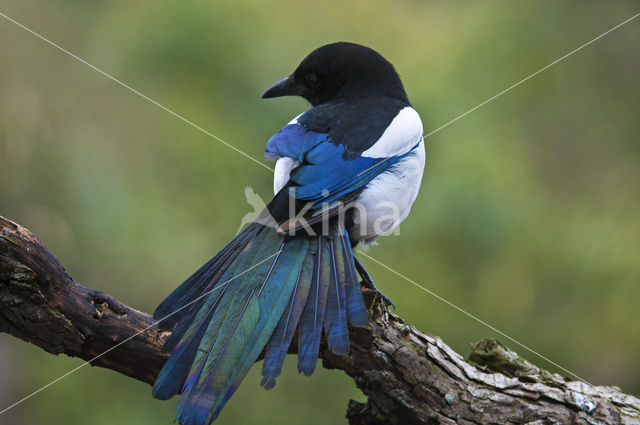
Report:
354,255,396,309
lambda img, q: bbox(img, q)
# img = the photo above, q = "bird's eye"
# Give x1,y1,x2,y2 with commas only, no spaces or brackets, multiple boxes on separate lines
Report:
304,73,321,88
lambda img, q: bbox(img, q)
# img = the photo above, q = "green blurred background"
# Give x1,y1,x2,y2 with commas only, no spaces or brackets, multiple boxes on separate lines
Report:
1,1,639,424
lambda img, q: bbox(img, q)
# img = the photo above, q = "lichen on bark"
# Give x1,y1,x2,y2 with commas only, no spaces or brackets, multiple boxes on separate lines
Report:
0,255,85,354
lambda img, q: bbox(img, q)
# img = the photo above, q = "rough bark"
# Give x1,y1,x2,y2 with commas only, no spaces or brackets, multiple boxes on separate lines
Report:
1,215,639,424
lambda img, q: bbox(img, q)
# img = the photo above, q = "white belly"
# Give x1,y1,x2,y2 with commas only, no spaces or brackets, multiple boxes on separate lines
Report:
349,140,425,244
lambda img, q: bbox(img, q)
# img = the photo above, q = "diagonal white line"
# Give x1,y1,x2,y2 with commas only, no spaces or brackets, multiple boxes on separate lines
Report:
0,249,283,415
359,13,640,177
0,11,274,172
357,250,593,386
422,11,640,140
1,5,636,409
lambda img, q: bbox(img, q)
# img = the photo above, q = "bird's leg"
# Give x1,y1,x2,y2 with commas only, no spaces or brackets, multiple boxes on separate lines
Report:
353,255,396,309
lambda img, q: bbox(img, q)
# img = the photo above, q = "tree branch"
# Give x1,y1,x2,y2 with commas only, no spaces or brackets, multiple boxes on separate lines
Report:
1,215,638,424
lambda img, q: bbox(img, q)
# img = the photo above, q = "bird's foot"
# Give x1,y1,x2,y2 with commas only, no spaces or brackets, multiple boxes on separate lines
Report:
353,255,396,309
359,279,396,309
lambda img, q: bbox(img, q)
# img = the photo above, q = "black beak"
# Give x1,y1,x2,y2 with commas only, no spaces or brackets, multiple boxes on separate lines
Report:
262,76,304,99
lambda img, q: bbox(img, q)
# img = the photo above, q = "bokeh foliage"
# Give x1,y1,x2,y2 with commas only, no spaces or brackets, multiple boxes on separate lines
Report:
0,1,639,424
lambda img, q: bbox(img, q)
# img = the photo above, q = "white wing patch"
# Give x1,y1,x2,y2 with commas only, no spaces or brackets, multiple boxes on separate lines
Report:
288,113,303,125
273,157,300,194
361,107,423,158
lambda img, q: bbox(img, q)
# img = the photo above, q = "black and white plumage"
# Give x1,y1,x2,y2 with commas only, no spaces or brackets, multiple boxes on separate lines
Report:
151,42,426,425
263,42,425,243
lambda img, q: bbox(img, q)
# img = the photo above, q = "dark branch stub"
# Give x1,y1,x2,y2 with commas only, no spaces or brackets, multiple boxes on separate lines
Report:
0,216,168,384
1,215,638,424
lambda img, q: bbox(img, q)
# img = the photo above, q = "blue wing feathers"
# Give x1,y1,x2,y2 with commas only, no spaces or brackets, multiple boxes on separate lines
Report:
182,230,283,380
261,242,316,389
219,238,309,397
297,237,330,376
324,232,350,355
174,229,284,424
153,225,267,400
153,286,229,400
264,124,327,162
194,238,309,422
265,121,418,209
339,228,368,328
157,228,276,396
153,220,372,424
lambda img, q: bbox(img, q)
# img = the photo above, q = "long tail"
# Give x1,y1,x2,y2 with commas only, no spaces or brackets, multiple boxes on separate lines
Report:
152,221,368,425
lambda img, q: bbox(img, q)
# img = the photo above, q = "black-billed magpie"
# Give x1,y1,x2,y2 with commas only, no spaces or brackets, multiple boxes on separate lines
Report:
152,42,425,425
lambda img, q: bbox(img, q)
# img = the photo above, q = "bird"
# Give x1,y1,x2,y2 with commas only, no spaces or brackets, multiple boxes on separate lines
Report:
151,41,426,425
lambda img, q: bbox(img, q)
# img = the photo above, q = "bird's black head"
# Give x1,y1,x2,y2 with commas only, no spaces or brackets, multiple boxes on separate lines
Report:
262,42,409,106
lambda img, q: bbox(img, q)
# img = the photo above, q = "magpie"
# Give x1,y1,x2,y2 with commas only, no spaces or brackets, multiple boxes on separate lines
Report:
152,42,425,425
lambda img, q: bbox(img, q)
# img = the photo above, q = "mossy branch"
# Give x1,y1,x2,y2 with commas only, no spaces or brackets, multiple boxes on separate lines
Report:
1,215,638,424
